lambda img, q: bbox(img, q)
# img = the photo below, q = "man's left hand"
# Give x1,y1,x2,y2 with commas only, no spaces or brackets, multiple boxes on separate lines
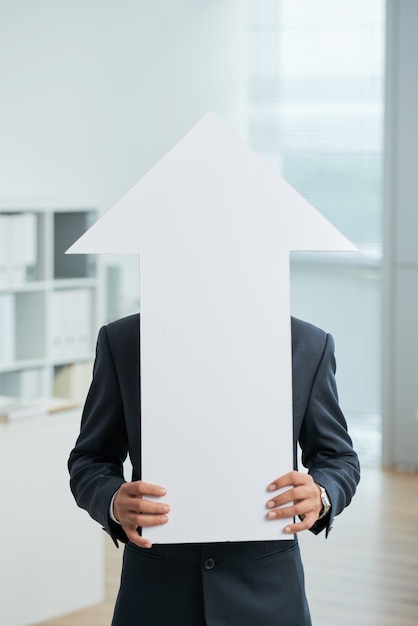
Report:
266,470,322,534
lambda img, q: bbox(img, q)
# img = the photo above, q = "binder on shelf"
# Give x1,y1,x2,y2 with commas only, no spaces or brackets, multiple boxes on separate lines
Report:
19,368,52,400
71,289,92,355
0,212,37,287
49,290,66,359
0,293,15,365
49,288,92,359
21,213,38,281
53,362,93,404
0,368,47,399
17,369,38,399
11,214,27,284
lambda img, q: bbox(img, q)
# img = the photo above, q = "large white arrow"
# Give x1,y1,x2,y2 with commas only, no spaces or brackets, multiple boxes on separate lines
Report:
68,113,355,543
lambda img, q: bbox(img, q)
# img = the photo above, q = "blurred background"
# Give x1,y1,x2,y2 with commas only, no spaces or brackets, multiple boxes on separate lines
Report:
0,1,417,625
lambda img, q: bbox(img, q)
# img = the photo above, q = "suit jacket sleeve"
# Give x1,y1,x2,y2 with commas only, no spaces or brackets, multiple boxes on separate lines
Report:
299,333,360,538
68,325,130,546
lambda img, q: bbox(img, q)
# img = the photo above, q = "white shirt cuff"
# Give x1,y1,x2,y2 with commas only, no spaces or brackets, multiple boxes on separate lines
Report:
109,489,121,524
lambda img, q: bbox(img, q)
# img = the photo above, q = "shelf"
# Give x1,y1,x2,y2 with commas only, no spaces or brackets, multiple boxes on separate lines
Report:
0,280,50,293
0,211,42,287
0,204,101,401
0,354,95,374
15,291,46,360
52,277,98,289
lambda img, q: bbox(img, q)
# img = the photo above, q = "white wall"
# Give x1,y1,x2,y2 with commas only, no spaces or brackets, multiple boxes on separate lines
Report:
0,0,246,311
0,0,246,204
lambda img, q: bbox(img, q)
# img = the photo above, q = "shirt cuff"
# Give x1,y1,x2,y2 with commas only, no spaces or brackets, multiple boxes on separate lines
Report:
109,489,121,524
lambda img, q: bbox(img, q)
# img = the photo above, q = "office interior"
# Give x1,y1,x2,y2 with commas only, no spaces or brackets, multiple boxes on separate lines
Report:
0,1,417,625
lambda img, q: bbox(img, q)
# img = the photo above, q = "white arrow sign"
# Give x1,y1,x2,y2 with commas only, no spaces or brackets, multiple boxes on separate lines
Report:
68,113,356,543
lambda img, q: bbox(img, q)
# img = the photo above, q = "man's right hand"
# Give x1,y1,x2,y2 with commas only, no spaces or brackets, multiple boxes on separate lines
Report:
113,480,170,548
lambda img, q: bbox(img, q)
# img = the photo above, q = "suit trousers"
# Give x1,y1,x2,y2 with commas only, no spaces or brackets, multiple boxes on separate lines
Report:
111,539,312,626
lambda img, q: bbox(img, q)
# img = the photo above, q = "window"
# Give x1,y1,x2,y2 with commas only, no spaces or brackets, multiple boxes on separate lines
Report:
246,0,385,464
247,0,385,253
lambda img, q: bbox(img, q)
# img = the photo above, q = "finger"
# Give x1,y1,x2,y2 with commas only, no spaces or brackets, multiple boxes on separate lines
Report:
137,481,168,497
267,485,312,509
127,481,167,497
266,489,295,509
139,513,169,527
123,513,169,546
266,502,307,520
268,471,310,491
130,499,170,516
283,513,317,534
115,483,168,520
116,498,169,524
125,526,153,549
121,509,170,528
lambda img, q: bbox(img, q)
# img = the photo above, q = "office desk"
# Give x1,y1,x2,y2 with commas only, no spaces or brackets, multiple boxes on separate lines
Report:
0,410,103,626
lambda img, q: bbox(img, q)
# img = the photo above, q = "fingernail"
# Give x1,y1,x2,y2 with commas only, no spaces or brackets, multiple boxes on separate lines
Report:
267,500,275,509
163,505,170,513
159,488,167,495
267,511,276,519
268,484,276,491
160,515,169,523
284,526,292,533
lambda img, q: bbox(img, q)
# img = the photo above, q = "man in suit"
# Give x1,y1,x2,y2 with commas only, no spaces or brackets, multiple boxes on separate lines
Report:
68,313,360,626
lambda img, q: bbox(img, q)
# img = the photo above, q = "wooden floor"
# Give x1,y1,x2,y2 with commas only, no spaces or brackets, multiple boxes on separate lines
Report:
34,466,418,626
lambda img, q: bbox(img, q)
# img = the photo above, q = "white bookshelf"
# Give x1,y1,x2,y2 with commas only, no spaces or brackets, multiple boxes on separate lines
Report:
0,203,103,404
0,203,104,626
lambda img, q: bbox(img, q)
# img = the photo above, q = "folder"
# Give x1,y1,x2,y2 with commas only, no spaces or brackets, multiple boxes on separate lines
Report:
0,294,15,365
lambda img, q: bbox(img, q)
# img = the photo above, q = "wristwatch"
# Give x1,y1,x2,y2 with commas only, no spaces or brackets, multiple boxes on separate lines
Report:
318,485,331,519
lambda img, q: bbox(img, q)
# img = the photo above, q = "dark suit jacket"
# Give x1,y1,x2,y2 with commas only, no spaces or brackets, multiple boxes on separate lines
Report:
68,314,360,626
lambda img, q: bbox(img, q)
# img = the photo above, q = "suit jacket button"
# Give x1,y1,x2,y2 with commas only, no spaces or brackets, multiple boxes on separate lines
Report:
203,558,215,570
